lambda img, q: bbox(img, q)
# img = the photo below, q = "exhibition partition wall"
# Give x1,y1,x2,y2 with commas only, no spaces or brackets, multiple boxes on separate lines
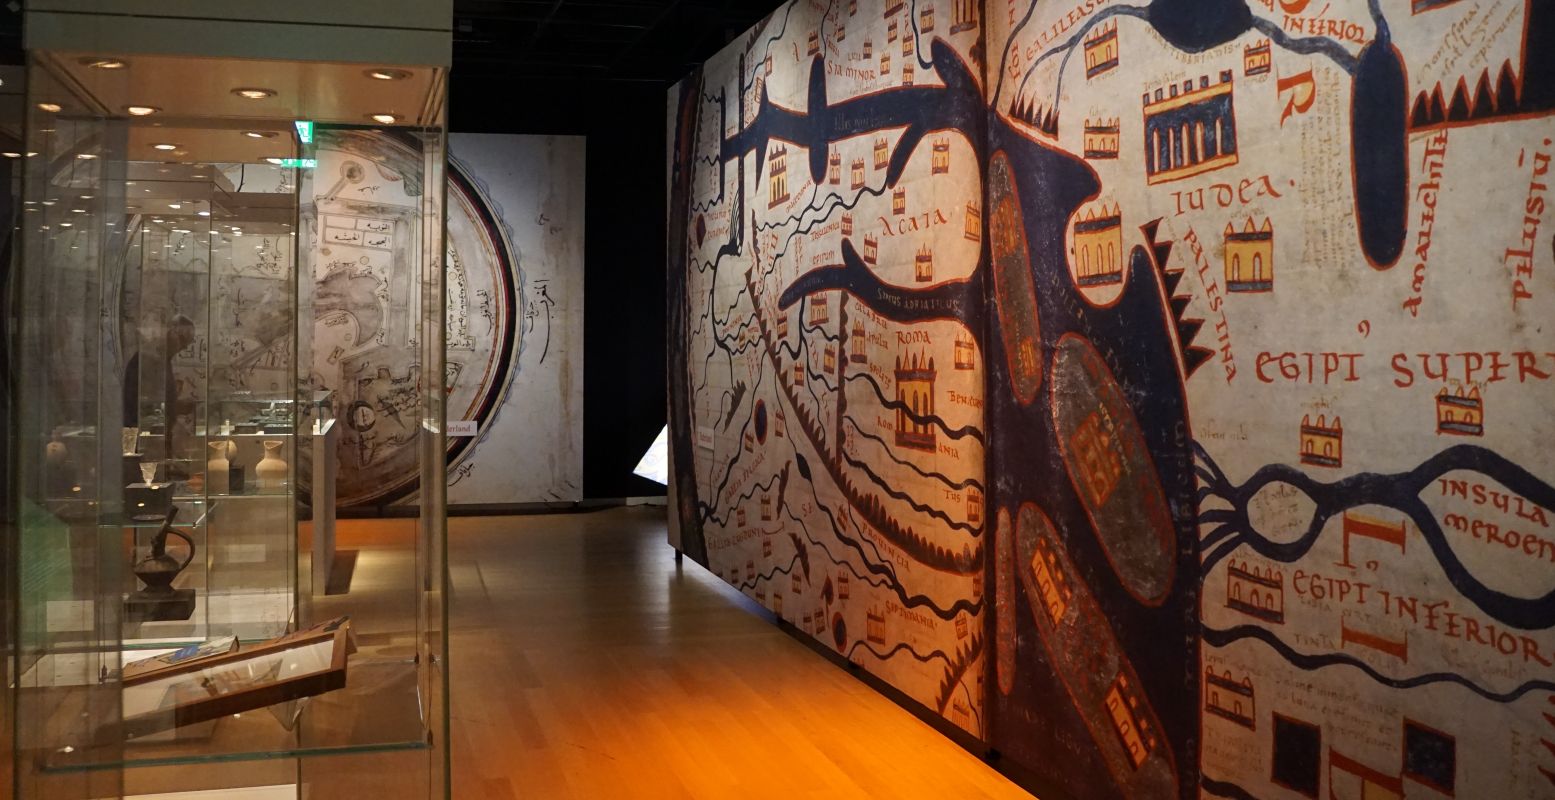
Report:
299,131,584,510
667,0,1555,797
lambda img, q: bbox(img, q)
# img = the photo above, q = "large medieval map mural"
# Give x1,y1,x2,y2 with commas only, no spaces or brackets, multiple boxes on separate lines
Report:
301,131,585,507
217,130,585,507
668,0,1555,796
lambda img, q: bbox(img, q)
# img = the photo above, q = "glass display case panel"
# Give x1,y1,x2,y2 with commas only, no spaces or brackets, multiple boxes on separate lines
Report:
12,45,448,800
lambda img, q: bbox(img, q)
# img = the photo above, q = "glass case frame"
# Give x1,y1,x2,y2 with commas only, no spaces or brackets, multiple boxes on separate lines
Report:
9,45,449,800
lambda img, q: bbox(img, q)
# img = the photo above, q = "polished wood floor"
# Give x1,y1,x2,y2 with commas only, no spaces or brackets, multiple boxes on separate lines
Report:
448,506,1031,799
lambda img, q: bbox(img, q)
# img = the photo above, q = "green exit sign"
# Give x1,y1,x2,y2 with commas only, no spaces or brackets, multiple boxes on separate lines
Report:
294,120,314,144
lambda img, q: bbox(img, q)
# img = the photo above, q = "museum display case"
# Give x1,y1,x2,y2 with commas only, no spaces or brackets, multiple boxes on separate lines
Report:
8,19,449,800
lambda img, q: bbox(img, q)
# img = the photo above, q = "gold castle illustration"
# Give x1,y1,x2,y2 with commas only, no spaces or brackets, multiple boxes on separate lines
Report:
1226,560,1284,624
954,332,975,370
768,144,789,209
951,0,977,33
1224,216,1274,292
1244,39,1271,75
1299,413,1342,468
915,244,934,282
1083,118,1120,159
932,138,951,174
1143,71,1238,184
1072,201,1124,286
1436,386,1484,436
1204,668,1256,729
1083,20,1119,78
894,350,937,453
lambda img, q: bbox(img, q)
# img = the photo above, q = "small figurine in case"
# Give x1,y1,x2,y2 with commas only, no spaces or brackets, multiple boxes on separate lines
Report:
126,460,173,521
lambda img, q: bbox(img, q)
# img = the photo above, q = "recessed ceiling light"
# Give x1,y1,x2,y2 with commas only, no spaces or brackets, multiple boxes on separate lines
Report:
125,105,160,116
41,201,55,206
37,102,62,113
369,113,399,124
25,152,37,157
366,68,412,81
152,143,178,151
244,130,279,139
198,211,211,217
58,222,72,228
265,157,284,165
76,153,97,160
168,203,182,209
1,152,18,158
172,228,191,234
81,57,128,70
71,209,86,213
232,87,276,100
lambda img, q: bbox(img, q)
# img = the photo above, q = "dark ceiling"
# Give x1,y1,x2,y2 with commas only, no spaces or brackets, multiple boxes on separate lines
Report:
0,2,779,85
452,0,780,84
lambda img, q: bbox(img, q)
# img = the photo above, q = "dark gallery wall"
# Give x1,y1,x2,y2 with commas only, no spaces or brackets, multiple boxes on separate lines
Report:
451,77,668,500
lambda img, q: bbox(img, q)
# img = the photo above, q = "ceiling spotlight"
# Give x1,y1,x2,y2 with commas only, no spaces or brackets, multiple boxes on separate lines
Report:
265,157,284,165
0,152,18,158
58,222,72,228
168,203,182,209
366,68,412,81
125,105,160,116
81,57,127,70
76,153,98,160
232,87,277,100
198,211,211,217
71,209,86,213
152,143,178,151
369,113,399,124
244,130,279,139
37,102,62,113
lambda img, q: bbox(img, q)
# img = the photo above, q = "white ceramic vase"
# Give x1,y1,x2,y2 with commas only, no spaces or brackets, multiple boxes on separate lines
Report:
207,441,234,494
256,440,287,489
45,432,68,467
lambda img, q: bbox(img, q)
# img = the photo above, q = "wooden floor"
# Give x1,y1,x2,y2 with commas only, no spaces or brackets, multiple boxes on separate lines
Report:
448,506,1030,800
